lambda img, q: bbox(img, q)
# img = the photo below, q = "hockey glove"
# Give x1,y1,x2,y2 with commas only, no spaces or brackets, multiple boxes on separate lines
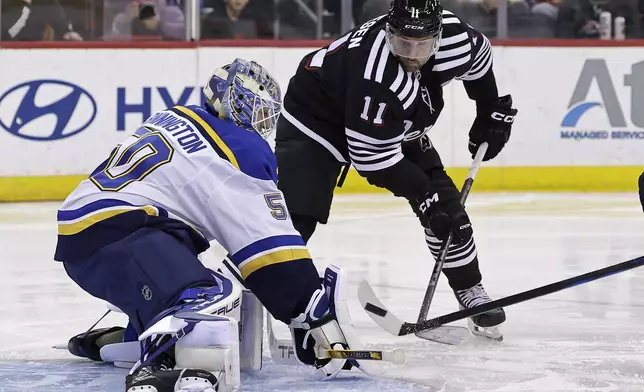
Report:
289,266,364,378
469,94,517,161
414,182,472,245
289,286,351,377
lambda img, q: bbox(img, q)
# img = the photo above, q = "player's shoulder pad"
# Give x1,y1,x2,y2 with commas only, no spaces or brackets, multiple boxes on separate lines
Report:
346,18,421,112
178,105,278,183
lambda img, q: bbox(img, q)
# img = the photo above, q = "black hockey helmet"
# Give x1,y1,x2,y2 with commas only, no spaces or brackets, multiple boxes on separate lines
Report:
387,0,443,38
385,0,443,72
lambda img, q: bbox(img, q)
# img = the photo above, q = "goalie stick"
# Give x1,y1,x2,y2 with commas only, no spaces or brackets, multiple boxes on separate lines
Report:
359,255,644,336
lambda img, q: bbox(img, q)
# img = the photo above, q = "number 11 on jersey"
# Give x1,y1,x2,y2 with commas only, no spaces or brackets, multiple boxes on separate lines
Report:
360,96,387,125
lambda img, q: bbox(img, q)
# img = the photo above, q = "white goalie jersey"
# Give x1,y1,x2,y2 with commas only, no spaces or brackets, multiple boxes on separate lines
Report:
55,105,309,280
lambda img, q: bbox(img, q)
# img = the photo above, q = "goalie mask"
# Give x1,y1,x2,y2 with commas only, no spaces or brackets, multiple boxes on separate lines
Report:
386,0,443,72
203,58,282,140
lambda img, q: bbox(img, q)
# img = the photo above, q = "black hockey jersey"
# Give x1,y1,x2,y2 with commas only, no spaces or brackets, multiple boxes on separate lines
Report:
281,10,496,200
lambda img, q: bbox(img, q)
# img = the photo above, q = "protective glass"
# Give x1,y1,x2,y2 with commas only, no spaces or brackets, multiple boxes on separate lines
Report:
386,26,441,60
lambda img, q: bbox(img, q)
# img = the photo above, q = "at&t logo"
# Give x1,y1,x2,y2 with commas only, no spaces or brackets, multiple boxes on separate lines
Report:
561,60,644,140
0,80,97,141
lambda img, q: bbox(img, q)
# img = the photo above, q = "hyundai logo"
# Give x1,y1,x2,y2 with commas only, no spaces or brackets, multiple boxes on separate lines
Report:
0,80,97,141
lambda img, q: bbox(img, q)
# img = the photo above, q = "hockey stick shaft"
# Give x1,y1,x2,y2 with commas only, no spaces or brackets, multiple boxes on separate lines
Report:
318,348,405,365
416,142,488,323
404,255,644,335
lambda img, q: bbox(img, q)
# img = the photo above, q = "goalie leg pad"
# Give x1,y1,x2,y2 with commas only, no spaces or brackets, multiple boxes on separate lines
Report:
174,316,240,391
239,290,263,372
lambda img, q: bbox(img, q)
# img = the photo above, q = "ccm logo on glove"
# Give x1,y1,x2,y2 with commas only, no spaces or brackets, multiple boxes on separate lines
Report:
468,94,518,161
491,112,515,123
418,193,439,213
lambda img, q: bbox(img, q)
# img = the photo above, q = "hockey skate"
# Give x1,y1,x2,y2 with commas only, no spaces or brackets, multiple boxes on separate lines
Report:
454,283,505,341
126,341,220,392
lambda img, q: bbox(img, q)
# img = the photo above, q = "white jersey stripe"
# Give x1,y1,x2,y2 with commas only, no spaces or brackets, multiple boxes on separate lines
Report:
397,72,414,102
352,153,404,172
442,16,461,25
440,31,468,46
364,30,387,80
442,249,478,268
346,139,401,151
346,128,405,144
435,42,471,59
374,42,391,83
389,65,405,94
472,37,491,64
309,49,327,68
402,77,420,110
470,45,491,73
463,56,492,80
433,54,471,72
349,148,400,162
349,147,396,161
461,39,493,80
471,47,490,70
328,33,350,52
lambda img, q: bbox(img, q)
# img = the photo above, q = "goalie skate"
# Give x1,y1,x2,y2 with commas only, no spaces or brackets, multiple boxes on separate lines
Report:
454,283,505,342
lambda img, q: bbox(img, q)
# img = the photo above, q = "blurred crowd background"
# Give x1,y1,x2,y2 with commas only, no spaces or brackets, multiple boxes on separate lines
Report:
1,0,642,42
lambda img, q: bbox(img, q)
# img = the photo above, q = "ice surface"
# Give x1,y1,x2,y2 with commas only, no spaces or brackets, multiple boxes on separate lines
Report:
1,193,644,392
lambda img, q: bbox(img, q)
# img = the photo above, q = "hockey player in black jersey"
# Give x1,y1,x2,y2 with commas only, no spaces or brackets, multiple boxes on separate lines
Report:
275,0,518,339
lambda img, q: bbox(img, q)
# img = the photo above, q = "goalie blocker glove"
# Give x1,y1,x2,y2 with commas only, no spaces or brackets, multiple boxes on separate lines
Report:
468,95,518,161
289,265,369,378
413,181,472,245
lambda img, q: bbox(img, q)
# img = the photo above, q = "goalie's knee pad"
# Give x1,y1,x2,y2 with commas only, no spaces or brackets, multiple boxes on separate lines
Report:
288,265,367,378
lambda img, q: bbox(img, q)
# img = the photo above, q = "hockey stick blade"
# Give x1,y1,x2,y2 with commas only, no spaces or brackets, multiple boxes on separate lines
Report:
358,280,405,335
359,280,470,343
361,255,644,336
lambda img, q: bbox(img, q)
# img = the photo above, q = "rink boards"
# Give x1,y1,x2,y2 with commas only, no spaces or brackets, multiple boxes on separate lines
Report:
0,44,642,201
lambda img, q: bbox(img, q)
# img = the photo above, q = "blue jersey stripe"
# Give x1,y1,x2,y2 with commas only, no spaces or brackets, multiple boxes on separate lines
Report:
231,235,306,265
58,199,168,222
57,199,134,221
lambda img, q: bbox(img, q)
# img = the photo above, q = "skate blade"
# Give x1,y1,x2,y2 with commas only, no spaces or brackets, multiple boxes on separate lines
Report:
468,319,503,342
